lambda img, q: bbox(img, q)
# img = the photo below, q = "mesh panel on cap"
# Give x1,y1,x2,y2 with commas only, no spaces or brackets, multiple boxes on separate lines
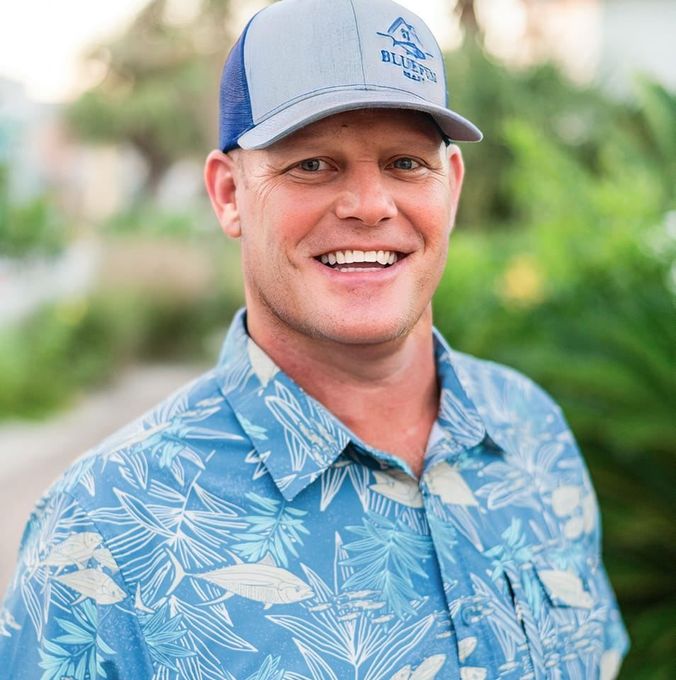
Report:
218,20,255,151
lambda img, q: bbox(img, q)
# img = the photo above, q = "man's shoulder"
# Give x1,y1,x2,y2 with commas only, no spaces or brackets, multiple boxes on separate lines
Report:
43,364,245,512
447,347,564,421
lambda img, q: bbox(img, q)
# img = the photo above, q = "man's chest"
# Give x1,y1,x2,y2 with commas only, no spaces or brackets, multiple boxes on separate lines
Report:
108,444,618,680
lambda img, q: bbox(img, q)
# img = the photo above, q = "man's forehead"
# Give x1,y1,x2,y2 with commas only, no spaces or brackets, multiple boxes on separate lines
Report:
266,108,444,150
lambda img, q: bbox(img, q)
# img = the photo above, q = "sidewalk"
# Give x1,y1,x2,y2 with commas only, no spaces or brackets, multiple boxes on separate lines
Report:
0,363,204,595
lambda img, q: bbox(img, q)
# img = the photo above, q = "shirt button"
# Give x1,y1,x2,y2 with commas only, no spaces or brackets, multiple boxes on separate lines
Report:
460,604,483,626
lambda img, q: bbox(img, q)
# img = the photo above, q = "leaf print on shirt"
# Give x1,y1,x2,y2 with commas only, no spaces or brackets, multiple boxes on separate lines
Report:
437,387,486,450
38,600,115,680
138,602,196,672
460,573,527,667
104,390,240,490
101,476,246,593
178,598,258,659
265,382,343,472
13,493,103,643
341,512,433,618
269,606,436,680
243,654,292,680
320,458,370,512
232,493,310,567
239,414,270,441
484,518,533,581
477,439,565,515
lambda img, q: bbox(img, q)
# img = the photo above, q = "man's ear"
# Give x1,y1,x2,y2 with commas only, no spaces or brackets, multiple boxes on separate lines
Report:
204,150,241,238
447,145,465,224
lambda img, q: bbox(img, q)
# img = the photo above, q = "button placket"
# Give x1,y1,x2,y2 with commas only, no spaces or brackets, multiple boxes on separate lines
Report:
421,471,499,677
502,565,547,680
421,449,549,680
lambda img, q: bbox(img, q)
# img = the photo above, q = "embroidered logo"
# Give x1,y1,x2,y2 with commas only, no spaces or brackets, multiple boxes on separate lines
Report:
377,17,437,84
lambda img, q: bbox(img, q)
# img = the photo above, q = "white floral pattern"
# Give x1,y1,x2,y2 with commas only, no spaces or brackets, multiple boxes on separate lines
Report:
0,309,629,679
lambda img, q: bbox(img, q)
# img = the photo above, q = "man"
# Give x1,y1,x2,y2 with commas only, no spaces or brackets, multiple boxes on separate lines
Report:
0,0,628,678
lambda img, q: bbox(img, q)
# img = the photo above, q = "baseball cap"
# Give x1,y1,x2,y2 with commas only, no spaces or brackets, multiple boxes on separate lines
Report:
218,0,482,151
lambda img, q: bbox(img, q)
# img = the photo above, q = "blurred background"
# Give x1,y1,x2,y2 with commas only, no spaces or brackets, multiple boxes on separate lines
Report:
0,0,674,676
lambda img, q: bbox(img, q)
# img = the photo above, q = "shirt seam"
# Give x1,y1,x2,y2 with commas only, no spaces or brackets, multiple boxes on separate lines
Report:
348,0,367,85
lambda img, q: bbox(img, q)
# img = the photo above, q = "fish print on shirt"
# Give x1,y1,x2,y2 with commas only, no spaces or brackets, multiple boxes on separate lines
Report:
42,531,104,571
0,309,629,679
168,552,314,608
54,568,126,605
370,469,424,508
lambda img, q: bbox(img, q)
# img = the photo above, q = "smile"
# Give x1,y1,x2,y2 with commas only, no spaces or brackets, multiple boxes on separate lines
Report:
316,249,400,272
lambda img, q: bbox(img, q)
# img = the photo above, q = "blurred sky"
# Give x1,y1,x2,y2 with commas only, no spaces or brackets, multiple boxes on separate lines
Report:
0,0,460,103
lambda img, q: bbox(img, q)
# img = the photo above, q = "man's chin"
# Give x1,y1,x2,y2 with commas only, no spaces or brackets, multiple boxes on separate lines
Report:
307,312,425,348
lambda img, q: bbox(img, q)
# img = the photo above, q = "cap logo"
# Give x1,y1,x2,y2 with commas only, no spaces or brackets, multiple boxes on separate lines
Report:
377,17,437,84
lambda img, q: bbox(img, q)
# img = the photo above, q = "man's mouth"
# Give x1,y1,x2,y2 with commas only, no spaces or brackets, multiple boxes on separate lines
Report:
315,249,401,272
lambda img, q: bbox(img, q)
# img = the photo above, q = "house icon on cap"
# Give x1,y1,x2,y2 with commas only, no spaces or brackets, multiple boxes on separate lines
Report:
377,17,433,60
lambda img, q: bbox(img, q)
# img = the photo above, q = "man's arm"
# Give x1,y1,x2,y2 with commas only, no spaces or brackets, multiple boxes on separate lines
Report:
0,487,154,678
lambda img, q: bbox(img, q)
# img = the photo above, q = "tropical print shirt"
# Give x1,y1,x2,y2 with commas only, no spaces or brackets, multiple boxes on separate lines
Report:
0,309,629,680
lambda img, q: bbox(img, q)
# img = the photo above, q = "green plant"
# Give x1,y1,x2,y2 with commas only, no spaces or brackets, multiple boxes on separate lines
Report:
0,284,244,421
0,165,68,258
434,90,676,677
443,42,623,229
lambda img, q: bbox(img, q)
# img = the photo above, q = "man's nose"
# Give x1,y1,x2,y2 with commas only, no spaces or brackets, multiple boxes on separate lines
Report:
333,165,398,226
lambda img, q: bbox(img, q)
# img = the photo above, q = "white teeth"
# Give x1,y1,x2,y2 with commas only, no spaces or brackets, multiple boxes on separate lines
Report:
318,249,401,267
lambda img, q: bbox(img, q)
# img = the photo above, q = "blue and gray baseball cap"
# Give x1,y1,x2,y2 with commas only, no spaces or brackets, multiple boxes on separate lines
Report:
218,0,482,151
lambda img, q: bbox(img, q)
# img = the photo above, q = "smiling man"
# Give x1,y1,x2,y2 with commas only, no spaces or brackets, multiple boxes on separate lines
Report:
0,0,628,678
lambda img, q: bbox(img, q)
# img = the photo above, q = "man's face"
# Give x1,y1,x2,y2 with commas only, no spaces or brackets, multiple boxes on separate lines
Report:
207,109,464,347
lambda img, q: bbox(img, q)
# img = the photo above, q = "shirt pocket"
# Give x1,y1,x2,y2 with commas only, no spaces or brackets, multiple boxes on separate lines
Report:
522,558,625,679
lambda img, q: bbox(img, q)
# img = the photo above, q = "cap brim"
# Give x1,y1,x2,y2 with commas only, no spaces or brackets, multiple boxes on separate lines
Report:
237,88,482,149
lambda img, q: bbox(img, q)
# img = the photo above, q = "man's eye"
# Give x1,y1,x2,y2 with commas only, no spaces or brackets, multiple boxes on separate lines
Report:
391,157,421,170
297,159,326,172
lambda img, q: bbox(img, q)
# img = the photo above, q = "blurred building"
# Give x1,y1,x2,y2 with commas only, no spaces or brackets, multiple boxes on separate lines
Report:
0,77,56,201
599,0,676,95
477,0,676,94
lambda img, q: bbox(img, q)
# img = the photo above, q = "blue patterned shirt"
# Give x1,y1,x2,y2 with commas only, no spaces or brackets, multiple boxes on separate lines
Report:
0,309,628,679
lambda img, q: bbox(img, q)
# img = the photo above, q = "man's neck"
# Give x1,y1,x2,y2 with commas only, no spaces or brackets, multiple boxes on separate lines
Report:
247,309,439,478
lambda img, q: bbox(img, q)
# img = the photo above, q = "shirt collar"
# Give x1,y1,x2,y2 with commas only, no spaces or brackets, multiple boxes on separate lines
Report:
216,309,498,501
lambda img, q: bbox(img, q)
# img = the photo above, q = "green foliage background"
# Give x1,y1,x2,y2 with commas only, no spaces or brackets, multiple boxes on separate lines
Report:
435,46,676,678
1,6,674,676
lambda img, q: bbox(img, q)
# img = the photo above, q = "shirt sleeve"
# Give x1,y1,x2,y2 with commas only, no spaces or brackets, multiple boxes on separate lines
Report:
462,355,632,676
0,488,155,679
531,376,632,675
